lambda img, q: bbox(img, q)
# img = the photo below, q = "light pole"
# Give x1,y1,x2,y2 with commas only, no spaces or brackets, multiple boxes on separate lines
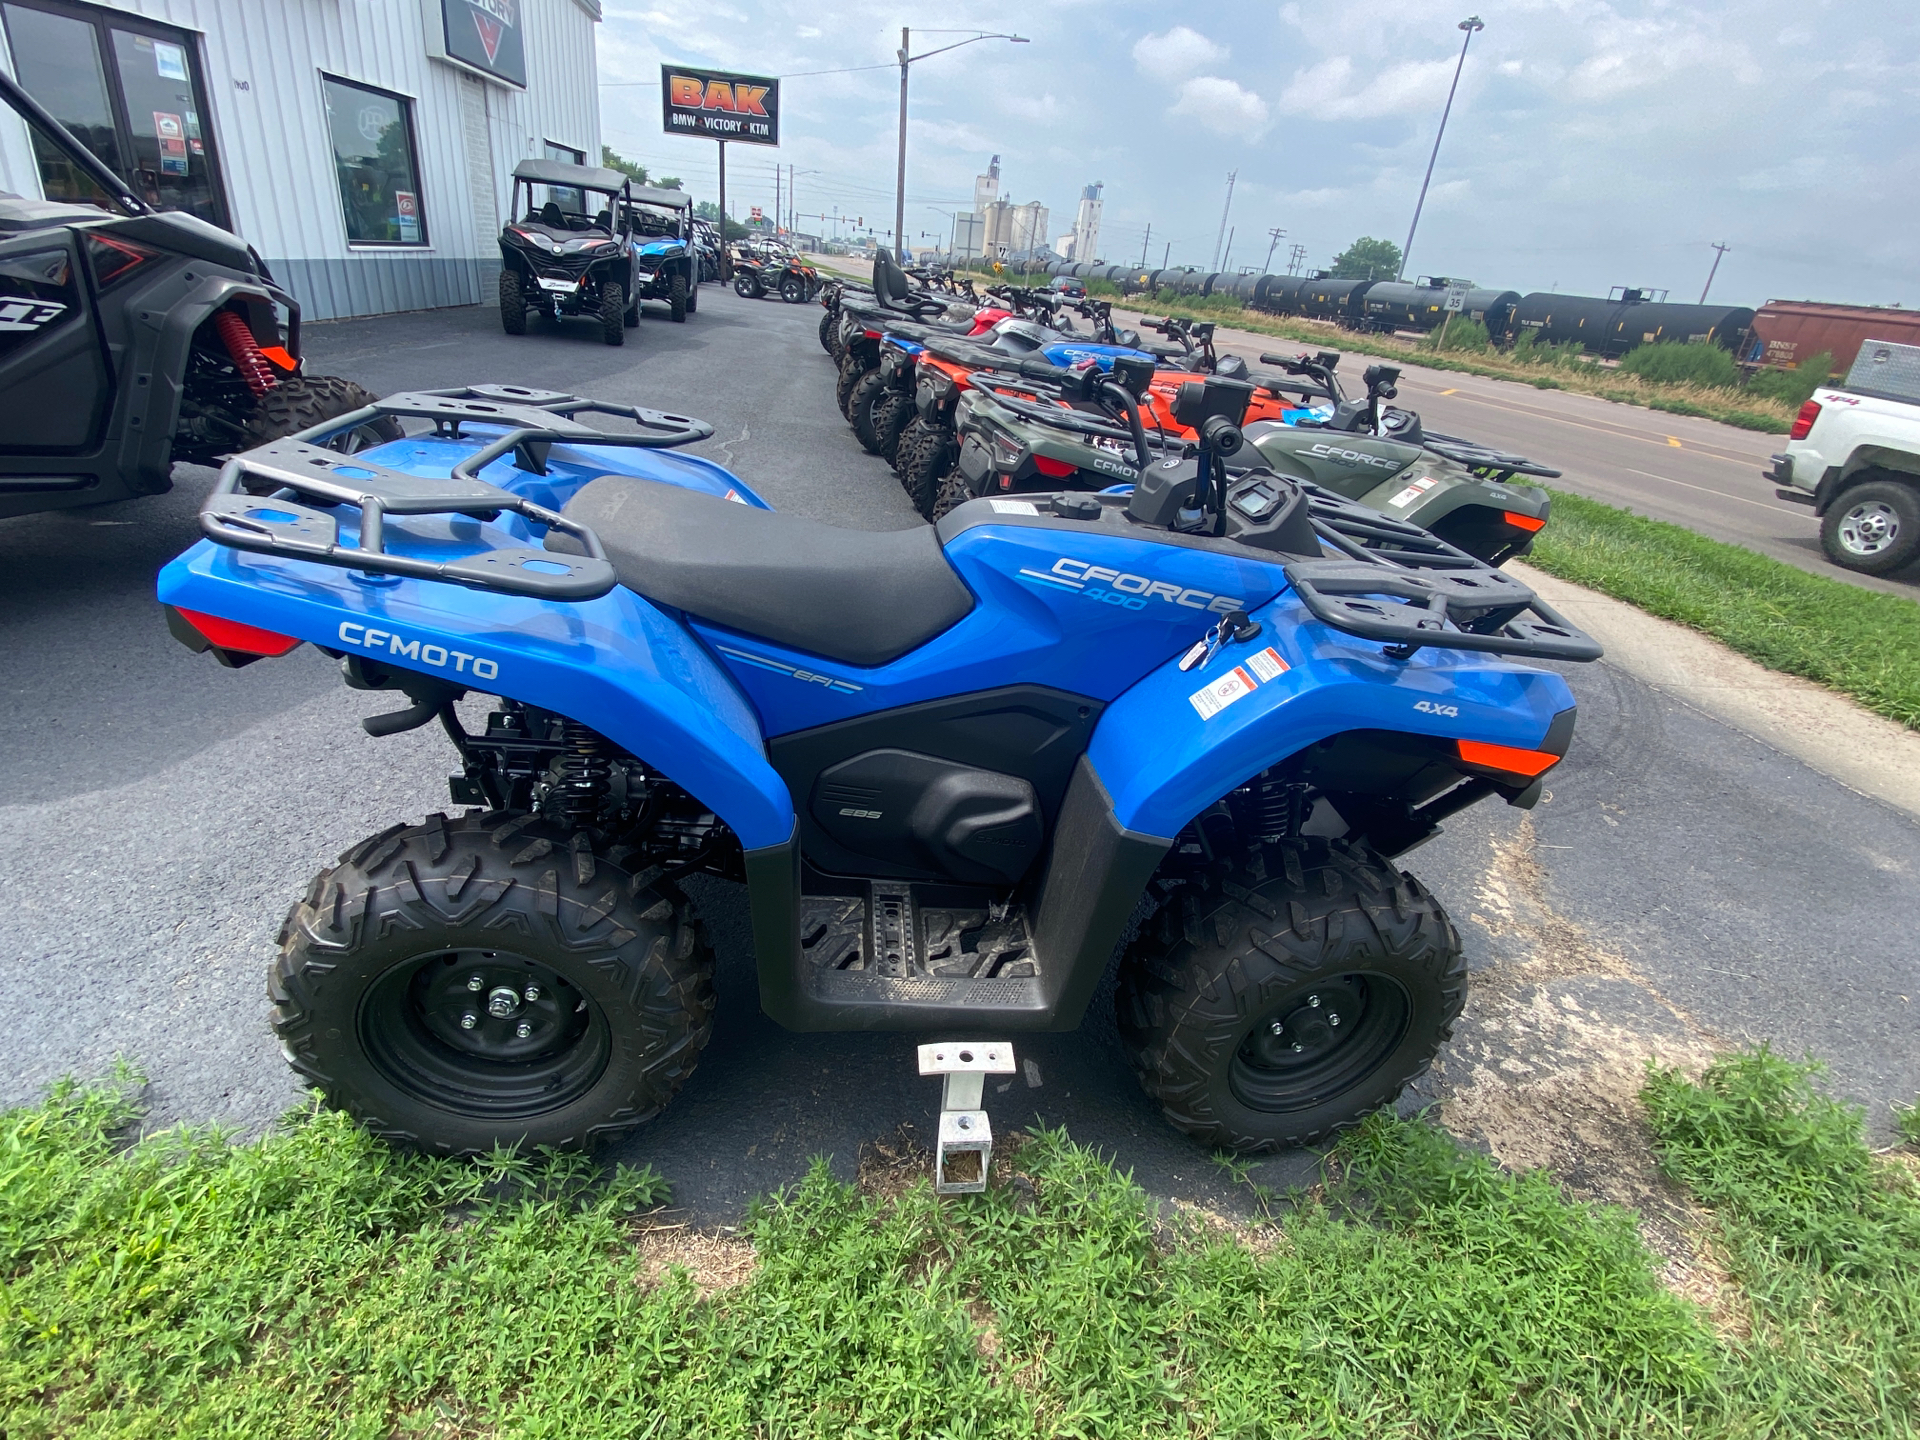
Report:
1399,15,1483,282
896,28,1029,262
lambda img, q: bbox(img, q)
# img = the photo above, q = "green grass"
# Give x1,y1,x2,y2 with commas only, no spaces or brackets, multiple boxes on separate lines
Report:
3,1054,1917,1436
1644,1050,1920,1431
1528,487,1920,729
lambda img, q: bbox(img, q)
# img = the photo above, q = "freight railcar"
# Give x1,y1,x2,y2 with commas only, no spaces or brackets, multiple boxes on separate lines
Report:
1511,288,1752,356
1744,301,1920,374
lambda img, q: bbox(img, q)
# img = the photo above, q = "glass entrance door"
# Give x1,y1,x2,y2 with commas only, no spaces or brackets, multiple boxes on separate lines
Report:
2,0,229,227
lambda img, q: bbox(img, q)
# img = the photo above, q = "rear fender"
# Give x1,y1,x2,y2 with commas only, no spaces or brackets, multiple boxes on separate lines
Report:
1086,588,1578,840
156,542,795,852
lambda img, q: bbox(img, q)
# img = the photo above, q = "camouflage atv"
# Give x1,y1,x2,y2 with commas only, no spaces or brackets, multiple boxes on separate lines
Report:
1245,356,1555,566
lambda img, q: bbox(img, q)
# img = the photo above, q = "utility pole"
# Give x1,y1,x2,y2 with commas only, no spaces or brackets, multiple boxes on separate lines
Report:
1162,241,1170,270
1700,241,1731,303
716,140,727,272
1399,16,1483,281
1287,242,1306,276
1139,222,1150,268
1264,227,1286,274
895,28,1030,264
1210,170,1236,271
774,165,782,236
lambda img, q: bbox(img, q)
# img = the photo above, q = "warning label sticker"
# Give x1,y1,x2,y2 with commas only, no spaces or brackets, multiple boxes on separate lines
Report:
1189,666,1258,720
1246,646,1290,682
1387,475,1439,509
990,499,1039,515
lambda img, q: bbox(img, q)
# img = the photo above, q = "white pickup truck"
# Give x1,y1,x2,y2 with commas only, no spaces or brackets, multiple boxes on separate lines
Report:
1768,338,1920,575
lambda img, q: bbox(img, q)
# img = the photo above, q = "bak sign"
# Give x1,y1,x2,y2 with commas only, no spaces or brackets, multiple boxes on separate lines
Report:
661,65,779,146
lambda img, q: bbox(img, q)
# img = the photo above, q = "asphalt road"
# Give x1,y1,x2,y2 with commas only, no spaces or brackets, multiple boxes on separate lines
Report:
2,283,1914,1224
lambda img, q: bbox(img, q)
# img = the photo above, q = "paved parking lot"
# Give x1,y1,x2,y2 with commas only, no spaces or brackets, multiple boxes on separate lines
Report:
2,282,1914,1221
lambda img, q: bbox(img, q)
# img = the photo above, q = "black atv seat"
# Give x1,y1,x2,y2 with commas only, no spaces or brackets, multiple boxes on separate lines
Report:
558,477,976,667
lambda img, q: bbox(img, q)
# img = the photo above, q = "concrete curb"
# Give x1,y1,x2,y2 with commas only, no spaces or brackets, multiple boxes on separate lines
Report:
1511,561,1920,821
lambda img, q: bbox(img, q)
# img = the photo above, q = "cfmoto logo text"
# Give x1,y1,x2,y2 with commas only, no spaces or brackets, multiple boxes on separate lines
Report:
337,621,499,681
1308,443,1399,470
1017,557,1244,614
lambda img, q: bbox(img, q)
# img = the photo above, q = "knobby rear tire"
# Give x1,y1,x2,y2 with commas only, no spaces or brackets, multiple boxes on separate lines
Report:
1116,837,1465,1153
272,812,716,1156
849,369,891,452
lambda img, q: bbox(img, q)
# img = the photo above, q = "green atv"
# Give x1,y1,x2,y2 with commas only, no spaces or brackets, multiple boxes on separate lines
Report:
933,351,1558,568
1244,354,1556,566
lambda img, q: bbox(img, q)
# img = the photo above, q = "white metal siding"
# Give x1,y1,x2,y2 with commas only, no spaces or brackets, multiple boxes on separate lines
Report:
0,0,600,320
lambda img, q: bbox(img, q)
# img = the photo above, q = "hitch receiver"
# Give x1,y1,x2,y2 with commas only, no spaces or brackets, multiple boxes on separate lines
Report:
917,1041,1016,1194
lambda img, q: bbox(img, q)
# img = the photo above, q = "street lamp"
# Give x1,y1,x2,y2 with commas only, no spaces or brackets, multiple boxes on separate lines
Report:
1398,15,1483,282
896,28,1029,262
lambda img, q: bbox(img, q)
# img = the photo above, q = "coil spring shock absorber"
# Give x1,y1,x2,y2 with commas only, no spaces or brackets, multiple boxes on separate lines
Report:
1234,772,1307,844
212,308,279,398
554,719,612,824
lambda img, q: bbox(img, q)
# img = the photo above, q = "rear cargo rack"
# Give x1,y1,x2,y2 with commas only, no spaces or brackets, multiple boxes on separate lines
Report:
198,384,714,600
1292,488,1600,662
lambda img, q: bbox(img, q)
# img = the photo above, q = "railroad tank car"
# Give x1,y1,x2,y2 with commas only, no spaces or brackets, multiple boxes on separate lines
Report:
1101,265,1135,286
1165,268,1209,296
1295,278,1375,325
1253,275,1307,316
1742,301,1920,374
1466,288,1522,337
1212,271,1263,301
1511,291,1753,356
1606,301,1754,355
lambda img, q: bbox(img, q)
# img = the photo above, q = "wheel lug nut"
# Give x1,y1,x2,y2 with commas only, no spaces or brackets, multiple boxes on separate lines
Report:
487,986,521,1018
1269,1020,1284,1035
1329,1014,1341,1027
1308,994,1321,1008
524,985,540,1002
1292,1042,1304,1052
516,1021,532,1039
460,1013,477,1030
467,975,484,992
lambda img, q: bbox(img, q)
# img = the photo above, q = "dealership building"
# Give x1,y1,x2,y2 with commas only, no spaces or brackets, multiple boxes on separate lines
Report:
0,0,602,319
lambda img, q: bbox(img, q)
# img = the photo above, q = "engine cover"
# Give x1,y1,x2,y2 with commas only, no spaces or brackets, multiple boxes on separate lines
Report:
810,748,1043,885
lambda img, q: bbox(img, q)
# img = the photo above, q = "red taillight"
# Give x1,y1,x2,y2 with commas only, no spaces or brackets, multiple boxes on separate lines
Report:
83,231,159,287
1502,511,1547,533
1790,400,1822,441
176,607,301,657
1456,740,1560,778
1033,455,1076,478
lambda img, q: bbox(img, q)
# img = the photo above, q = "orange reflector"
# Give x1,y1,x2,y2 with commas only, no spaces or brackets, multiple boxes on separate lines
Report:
1503,511,1547,533
1457,739,1559,777
177,607,301,656
258,345,298,372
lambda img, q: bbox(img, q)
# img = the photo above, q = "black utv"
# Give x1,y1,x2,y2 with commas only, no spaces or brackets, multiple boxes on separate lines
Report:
0,73,389,522
498,160,696,343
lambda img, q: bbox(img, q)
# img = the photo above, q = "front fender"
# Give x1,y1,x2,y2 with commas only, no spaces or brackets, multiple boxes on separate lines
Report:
157,542,794,850
1086,588,1578,839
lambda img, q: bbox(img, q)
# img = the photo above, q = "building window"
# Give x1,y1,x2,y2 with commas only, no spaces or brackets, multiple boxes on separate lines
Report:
321,74,427,247
1,0,230,227
543,140,586,214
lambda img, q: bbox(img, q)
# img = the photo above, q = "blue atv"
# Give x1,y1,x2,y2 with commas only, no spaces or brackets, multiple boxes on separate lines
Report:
159,382,1599,1157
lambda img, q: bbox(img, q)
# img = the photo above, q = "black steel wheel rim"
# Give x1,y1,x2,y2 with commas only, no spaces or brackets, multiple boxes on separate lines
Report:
360,949,611,1120
1229,974,1411,1114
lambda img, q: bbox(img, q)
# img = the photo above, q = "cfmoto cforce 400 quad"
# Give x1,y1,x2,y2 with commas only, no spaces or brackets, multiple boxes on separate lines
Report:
0,73,391,521
160,381,1599,1158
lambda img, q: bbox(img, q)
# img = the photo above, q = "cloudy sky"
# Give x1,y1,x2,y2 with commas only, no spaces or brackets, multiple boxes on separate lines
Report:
597,0,1914,308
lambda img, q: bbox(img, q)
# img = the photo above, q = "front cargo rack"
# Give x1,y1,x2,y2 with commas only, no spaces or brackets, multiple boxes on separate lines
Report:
1292,487,1600,662
198,384,713,600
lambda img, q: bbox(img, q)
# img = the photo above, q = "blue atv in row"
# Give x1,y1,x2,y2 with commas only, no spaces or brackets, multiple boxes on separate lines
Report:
159,381,1598,1157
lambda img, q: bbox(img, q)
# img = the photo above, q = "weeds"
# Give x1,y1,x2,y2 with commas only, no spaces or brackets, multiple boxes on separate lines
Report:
4,1054,1917,1435
1528,487,1920,729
